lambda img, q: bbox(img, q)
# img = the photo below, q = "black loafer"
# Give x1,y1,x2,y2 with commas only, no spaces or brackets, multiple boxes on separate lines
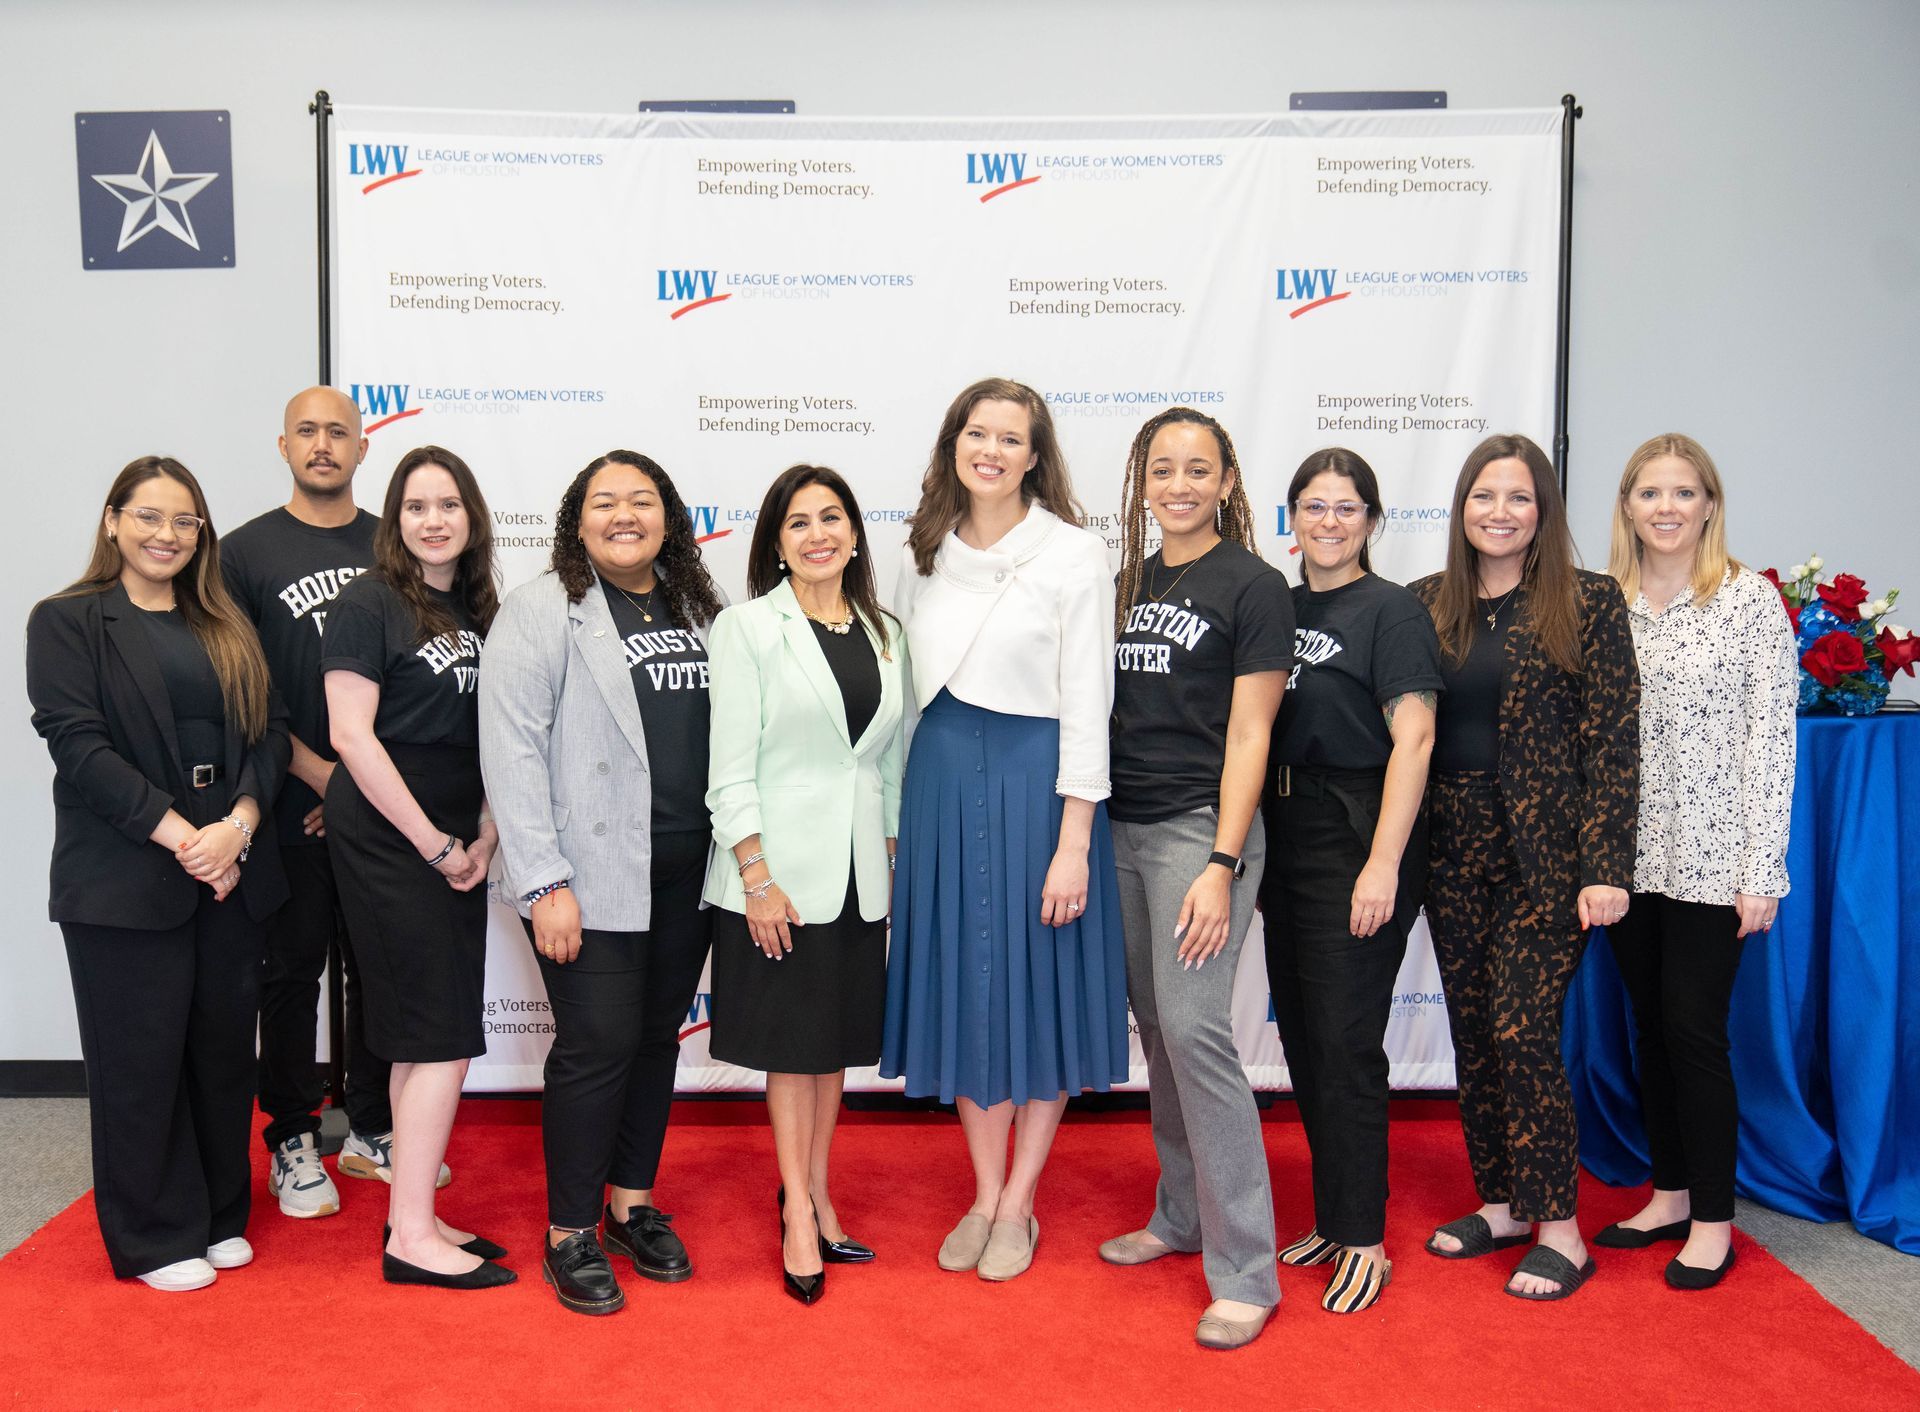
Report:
602,1203,692,1283
1594,1218,1691,1249
381,1251,516,1290
384,1223,507,1261
543,1229,625,1315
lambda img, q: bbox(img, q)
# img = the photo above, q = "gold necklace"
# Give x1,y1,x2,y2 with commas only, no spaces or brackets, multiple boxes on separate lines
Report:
1147,543,1214,603
609,579,657,624
801,599,854,635
1480,583,1522,630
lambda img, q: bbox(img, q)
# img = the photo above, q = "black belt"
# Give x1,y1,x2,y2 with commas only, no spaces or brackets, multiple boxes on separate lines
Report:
186,762,225,788
1272,764,1387,845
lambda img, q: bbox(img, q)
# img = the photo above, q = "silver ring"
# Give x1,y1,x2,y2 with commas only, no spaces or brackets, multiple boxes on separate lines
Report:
1068,901,1080,912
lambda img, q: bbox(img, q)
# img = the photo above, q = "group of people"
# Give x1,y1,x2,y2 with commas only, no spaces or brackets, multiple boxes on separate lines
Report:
27,376,1796,1348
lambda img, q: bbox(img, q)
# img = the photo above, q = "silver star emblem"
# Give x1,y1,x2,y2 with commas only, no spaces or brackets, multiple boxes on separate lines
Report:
92,131,219,252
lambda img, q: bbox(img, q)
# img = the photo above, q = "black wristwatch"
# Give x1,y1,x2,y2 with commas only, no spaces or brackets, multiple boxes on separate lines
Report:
1208,851,1245,880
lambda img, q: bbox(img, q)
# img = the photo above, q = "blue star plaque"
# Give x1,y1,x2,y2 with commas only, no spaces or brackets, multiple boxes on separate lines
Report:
76,110,235,270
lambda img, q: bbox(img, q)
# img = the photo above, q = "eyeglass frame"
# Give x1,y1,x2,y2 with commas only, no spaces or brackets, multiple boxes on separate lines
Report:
1292,498,1371,524
116,506,207,538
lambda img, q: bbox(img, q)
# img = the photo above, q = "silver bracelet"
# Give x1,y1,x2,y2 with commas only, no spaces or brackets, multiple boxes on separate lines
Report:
223,814,254,863
736,850,766,875
743,876,776,901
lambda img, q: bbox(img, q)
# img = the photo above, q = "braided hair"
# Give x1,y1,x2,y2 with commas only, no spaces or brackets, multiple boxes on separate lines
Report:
550,450,723,630
1114,407,1258,635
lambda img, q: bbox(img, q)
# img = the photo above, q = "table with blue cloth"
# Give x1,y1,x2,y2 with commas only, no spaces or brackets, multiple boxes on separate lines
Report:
1564,711,1920,1254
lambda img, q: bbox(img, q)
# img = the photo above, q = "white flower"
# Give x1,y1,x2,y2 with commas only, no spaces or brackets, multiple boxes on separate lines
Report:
1789,564,1809,579
1807,555,1824,572
1868,599,1891,618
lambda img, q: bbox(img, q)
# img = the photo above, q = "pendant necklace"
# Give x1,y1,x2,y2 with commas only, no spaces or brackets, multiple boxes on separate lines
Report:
1481,583,1521,630
802,600,854,635
611,580,657,623
1147,541,1215,603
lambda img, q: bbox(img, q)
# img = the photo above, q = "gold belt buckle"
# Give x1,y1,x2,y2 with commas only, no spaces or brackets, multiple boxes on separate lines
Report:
1274,764,1291,798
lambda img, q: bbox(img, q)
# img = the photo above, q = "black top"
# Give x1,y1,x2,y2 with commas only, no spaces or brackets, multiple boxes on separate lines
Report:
1271,574,1444,770
1432,595,1515,774
320,576,482,749
132,607,226,766
809,616,881,746
1109,541,1295,824
221,507,380,843
601,575,712,834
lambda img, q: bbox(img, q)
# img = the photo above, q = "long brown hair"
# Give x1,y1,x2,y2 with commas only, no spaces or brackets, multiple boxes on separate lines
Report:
372,446,500,644
1608,433,1740,606
1431,433,1584,675
1286,447,1384,576
745,465,891,654
52,456,272,740
550,450,723,627
905,377,1083,576
1115,408,1259,634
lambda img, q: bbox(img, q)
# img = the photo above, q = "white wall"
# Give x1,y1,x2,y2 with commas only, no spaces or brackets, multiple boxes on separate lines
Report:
3,0,1915,1060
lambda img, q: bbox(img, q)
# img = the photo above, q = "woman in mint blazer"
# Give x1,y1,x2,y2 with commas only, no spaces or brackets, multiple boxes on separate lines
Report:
704,464,909,1305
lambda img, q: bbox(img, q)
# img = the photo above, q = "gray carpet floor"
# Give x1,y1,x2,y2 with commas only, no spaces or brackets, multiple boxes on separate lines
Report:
3,1095,1914,1371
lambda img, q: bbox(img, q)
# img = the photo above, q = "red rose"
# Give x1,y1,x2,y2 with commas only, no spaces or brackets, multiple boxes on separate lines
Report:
1802,629,1868,687
1816,573,1869,623
1761,566,1787,597
1877,626,1920,678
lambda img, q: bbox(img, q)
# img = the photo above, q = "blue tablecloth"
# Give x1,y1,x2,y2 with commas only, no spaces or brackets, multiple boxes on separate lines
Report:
1564,712,1920,1254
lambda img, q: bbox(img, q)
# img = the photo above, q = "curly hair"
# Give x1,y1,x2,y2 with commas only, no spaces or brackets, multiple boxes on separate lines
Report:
1114,407,1258,635
550,450,723,630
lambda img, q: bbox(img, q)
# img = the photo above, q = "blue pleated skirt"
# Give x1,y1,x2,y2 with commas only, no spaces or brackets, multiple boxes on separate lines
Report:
880,690,1130,1105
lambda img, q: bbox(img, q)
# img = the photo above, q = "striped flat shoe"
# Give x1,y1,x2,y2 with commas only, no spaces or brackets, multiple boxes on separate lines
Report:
1321,1248,1392,1313
1278,1229,1342,1267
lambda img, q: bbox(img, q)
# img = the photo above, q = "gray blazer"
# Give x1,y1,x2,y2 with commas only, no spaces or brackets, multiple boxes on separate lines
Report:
478,570,717,930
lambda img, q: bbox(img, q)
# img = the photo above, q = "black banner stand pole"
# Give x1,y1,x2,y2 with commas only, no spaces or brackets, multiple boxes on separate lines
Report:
1552,94,1582,495
307,89,349,1155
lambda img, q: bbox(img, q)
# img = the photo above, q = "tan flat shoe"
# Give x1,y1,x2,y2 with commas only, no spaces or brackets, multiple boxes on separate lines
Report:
976,1216,1039,1281
937,1213,993,1272
1195,1302,1275,1350
1098,1229,1175,1266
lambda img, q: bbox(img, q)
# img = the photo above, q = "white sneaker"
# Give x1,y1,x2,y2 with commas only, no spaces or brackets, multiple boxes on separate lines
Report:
339,1128,452,1189
137,1257,216,1292
206,1236,253,1269
269,1132,341,1217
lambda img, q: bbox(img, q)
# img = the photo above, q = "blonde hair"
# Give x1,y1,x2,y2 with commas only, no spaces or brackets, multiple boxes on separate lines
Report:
1608,433,1739,605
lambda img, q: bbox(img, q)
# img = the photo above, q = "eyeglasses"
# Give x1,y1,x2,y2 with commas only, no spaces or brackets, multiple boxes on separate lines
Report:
120,507,206,537
1295,500,1367,524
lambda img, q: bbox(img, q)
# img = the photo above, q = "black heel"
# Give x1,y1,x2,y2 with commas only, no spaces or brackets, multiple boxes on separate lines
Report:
778,1188,826,1305
780,1186,875,1264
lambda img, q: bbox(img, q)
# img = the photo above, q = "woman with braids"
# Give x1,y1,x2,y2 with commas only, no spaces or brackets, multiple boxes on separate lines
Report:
28,457,287,1291
1414,433,1638,1301
480,450,724,1315
882,377,1127,1285
323,446,511,1290
1261,448,1442,1314
1095,409,1292,1350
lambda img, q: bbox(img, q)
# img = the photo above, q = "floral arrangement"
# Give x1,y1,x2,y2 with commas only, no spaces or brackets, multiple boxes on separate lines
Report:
1762,556,1918,715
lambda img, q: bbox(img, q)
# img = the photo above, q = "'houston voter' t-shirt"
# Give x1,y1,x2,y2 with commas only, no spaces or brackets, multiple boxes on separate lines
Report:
221,507,379,843
600,576,712,834
1269,573,1444,770
1108,541,1295,824
320,575,482,748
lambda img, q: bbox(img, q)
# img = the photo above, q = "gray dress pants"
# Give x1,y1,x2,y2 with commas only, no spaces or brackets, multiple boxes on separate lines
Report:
1111,808,1279,1306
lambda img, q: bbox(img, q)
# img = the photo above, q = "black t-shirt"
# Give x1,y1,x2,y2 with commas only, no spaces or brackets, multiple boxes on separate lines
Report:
1109,541,1295,824
320,576,482,748
1432,596,1515,774
221,507,379,842
600,577,713,834
1271,573,1445,770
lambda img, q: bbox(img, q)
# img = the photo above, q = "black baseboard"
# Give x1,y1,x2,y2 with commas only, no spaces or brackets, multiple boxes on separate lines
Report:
0,1061,88,1097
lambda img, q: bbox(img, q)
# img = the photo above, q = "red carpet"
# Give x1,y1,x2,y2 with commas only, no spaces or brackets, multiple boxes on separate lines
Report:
3,1101,1915,1411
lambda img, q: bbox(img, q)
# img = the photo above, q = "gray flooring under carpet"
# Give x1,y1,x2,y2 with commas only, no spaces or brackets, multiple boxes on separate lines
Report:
2,1095,1915,1371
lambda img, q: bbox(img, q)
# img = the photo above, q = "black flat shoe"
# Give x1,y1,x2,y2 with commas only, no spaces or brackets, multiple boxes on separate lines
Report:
602,1203,692,1283
381,1251,516,1289
1594,1218,1691,1249
1666,1245,1735,1290
383,1223,507,1261
543,1229,625,1315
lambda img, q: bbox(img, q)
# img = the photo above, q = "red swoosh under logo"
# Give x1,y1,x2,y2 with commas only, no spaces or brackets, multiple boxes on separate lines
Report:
979,175,1042,203
670,294,733,320
1288,291,1350,319
677,1021,712,1041
362,169,423,195
694,530,733,544
365,407,424,435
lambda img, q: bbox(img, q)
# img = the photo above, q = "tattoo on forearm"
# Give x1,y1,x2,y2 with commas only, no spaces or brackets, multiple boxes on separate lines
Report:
1382,690,1436,726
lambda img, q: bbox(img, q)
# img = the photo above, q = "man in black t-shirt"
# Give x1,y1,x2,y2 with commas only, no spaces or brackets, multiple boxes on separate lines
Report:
223,387,445,1219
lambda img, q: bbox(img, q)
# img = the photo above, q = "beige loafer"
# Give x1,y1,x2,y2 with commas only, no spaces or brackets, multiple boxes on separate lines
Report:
1098,1229,1175,1266
1195,1302,1275,1350
937,1213,993,1272
976,1216,1039,1281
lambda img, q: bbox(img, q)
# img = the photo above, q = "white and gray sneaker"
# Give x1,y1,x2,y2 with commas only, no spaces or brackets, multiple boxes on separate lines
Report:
339,1128,452,1189
268,1132,340,1218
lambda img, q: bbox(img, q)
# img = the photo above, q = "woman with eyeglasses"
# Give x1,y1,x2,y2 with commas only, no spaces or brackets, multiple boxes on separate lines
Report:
323,445,511,1290
1260,449,1442,1315
28,457,288,1292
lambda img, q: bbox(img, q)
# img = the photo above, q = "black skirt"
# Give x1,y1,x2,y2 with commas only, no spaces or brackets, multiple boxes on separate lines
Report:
710,876,884,1075
326,742,487,1063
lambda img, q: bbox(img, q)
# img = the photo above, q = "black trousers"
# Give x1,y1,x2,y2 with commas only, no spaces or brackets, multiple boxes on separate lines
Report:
529,828,713,1229
257,842,390,1149
1605,892,1747,1222
63,888,265,1278
1261,774,1422,1247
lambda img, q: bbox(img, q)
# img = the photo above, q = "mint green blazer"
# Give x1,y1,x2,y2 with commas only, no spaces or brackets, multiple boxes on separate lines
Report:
702,579,909,924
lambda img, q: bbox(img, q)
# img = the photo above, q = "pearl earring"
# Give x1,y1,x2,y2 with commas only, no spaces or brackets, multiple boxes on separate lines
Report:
851,547,859,558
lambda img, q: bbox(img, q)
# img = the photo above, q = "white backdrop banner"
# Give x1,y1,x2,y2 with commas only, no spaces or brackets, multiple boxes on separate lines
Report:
330,106,1563,1092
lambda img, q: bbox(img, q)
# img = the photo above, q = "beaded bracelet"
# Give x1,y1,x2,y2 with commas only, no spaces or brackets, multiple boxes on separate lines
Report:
523,880,571,905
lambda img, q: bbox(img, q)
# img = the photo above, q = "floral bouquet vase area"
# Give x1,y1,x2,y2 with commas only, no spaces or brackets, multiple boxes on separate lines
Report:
1763,557,1918,715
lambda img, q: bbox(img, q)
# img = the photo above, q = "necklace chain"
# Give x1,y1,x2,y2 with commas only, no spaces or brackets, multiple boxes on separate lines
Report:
1480,582,1522,630
801,598,854,634
609,579,657,623
1147,544,1213,603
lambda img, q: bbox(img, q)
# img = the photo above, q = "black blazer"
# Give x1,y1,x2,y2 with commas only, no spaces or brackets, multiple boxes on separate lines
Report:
26,584,290,928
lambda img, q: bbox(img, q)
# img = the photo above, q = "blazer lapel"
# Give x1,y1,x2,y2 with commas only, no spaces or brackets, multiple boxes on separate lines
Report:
569,581,651,764
772,581,851,748
101,584,184,777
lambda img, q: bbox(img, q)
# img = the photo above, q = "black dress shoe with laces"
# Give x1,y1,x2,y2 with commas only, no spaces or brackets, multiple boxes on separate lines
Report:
543,1229,625,1315
601,1203,692,1283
